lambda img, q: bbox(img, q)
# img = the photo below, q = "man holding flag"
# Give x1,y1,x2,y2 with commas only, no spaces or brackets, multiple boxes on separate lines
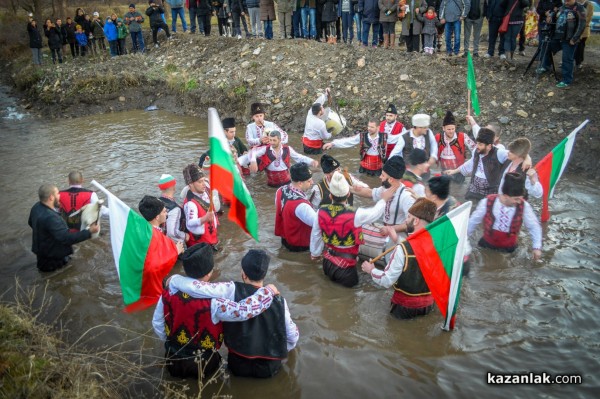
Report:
361,198,438,320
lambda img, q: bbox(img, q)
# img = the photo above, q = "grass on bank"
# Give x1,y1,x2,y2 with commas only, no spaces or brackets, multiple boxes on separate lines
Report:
0,280,227,398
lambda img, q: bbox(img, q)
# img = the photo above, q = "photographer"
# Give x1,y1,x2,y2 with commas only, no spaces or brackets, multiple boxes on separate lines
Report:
146,0,171,47
537,0,586,88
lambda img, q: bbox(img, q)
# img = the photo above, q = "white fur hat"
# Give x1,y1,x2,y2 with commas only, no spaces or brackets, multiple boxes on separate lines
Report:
412,113,431,127
329,171,350,198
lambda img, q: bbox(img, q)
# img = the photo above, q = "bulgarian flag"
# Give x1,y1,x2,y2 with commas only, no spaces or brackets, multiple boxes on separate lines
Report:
466,52,480,116
92,181,179,312
208,108,259,240
407,201,472,331
535,120,588,222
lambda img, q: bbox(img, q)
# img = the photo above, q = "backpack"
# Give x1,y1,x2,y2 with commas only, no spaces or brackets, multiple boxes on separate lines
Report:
468,0,481,19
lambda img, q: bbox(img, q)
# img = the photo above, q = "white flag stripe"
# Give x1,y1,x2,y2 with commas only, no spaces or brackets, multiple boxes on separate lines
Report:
91,180,130,278
443,201,472,331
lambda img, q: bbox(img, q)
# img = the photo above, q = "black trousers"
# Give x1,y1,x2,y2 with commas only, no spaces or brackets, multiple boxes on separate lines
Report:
323,258,358,288
227,352,282,378
390,303,433,319
165,348,222,379
303,145,323,155
151,22,171,44
37,256,69,272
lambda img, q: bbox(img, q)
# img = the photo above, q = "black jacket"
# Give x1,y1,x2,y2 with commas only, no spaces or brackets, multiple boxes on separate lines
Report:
45,26,63,49
28,202,91,260
27,22,43,48
65,22,77,43
146,5,166,25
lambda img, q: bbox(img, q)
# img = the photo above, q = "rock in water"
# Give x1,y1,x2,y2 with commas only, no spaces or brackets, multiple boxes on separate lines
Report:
80,200,103,239
145,105,159,111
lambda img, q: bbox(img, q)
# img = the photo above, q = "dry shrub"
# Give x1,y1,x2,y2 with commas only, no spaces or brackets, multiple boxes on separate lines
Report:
0,279,229,399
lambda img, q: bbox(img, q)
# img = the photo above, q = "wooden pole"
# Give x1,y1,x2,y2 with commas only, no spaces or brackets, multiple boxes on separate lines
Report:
467,90,471,117
369,244,397,264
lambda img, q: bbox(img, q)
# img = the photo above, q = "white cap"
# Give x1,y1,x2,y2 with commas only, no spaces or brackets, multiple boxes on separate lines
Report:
93,11,99,16
329,171,350,198
412,113,431,127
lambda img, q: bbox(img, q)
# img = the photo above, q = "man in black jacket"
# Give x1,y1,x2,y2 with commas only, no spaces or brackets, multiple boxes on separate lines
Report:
28,184,99,272
537,0,586,88
146,0,171,47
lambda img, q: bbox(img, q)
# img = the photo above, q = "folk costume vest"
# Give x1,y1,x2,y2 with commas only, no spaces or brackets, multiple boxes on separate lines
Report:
392,242,431,306
223,282,287,360
318,204,363,267
59,187,93,231
480,194,524,252
159,196,187,236
401,130,432,160
359,131,387,171
379,120,404,157
470,146,505,196
184,190,219,247
275,185,312,249
258,146,292,187
436,132,467,170
317,176,354,206
161,289,224,357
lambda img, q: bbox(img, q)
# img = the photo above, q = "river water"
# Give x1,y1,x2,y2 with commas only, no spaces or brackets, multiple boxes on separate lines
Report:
0,88,598,398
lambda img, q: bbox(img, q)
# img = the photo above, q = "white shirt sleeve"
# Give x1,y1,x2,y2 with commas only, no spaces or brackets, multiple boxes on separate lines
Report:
309,185,321,209
525,173,544,199
331,134,360,148
246,124,260,147
496,147,509,163
289,146,315,165
250,145,268,163
309,211,324,257
459,157,474,176
387,134,406,158
210,286,276,324
184,200,205,234
372,186,384,202
295,202,316,227
152,297,167,341
464,134,477,153
354,199,386,227
370,245,405,288
468,198,488,237
168,274,237,299
523,201,543,250
427,129,439,161
166,207,186,242
283,298,299,351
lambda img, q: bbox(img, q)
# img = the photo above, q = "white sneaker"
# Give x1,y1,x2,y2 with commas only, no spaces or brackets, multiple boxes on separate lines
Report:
237,34,242,39
483,53,491,58
154,43,159,48
500,54,507,60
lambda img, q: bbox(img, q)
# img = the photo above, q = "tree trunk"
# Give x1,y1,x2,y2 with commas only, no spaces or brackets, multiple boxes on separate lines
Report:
60,0,67,19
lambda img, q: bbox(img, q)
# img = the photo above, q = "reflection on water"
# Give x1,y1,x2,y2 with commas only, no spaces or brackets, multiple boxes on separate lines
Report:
0,97,598,397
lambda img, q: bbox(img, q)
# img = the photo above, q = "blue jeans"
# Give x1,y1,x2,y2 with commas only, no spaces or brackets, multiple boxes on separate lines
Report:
292,10,303,38
189,8,205,33
341,12,353,42
171,7,187,32
264,19,273,39
503,22,522,54
130,31,145,53
543,40,577,84
445,19,461,54
301,6,317,39
353,13,362,41
362,21,379,46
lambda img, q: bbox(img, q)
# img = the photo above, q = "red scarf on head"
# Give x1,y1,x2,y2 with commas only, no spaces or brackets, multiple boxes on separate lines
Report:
426,12,436,20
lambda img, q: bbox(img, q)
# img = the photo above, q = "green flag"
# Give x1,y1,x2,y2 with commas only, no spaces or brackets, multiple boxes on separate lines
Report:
467,53,480,116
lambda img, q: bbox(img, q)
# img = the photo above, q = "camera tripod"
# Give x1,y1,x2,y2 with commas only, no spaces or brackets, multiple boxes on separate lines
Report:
524,32,558,81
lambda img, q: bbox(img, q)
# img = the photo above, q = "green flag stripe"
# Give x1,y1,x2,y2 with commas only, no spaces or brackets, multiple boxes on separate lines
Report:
118,211,153,305
426,214,459,278
549,136,568,192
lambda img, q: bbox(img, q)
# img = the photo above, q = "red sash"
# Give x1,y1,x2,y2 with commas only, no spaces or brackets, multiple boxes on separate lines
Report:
302,136,323,149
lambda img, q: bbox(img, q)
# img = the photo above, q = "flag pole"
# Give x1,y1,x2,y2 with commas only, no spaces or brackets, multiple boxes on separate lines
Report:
467,90,471,117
